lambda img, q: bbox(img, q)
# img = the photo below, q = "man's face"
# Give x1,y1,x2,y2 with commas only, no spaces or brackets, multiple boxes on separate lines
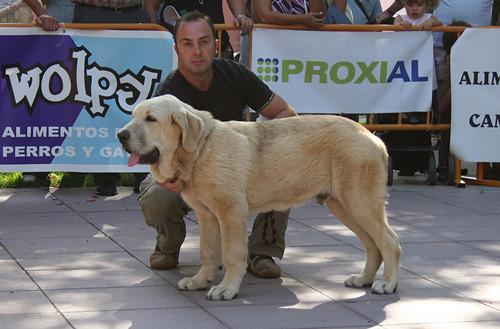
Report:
174,20,216,76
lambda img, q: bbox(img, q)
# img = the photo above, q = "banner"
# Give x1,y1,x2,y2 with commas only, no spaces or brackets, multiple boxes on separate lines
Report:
251,29,434,114
450,28,500,162
0,27,176,173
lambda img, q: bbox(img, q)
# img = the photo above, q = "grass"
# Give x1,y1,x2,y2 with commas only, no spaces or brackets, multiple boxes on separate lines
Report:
0,172,135,189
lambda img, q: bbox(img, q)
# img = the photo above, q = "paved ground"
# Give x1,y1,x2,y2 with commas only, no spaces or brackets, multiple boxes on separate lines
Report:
1,173,500,329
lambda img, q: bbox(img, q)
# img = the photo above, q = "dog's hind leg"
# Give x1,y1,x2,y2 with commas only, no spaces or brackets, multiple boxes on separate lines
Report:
324,198,382,288
324,197,401,294
178,210,221,292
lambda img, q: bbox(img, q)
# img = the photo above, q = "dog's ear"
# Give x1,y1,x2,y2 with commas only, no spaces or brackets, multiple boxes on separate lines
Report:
171,109,204,152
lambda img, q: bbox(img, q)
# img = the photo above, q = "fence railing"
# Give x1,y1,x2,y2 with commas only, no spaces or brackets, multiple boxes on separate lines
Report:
1,22,496,187
214,24,498,188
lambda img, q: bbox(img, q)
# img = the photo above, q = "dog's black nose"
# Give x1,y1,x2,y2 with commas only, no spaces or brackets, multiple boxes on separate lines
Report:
117,130,129,142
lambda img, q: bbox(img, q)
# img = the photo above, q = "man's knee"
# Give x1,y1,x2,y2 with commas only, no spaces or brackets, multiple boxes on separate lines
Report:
138,175,187,228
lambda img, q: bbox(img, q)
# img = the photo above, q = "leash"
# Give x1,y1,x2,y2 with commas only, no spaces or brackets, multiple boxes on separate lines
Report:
262,211,277,246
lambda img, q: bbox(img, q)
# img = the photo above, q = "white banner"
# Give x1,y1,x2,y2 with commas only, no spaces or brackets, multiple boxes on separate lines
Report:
251,28,434,114
450,28,500,162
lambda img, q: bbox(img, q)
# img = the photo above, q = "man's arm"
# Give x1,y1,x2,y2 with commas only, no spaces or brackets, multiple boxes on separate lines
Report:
252,0,325,28
259,94,298,119
332,0,347,13
144,0,162,25
227,0,254,32
377,0,404,23
24,0,59,31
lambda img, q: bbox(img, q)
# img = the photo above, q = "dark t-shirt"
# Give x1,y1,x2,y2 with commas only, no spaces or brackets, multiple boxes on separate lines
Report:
161,0,225,24
154,58,275,121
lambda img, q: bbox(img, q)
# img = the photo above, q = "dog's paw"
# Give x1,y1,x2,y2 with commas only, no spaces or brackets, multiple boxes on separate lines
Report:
371,280,398,294
178,276,211,291
344,274,373,288
206,284,239,300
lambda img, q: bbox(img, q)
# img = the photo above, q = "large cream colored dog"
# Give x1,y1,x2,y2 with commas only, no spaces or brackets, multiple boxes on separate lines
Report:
118,94,401,300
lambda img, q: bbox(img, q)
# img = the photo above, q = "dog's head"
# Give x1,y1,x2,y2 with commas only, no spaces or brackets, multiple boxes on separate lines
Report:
117,94,206,182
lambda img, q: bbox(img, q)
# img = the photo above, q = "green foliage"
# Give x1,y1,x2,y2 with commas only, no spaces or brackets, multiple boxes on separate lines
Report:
0,172,136,188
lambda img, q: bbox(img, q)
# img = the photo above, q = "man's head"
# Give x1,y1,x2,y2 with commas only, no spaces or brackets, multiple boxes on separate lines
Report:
173,11,217,45
173,11,217,81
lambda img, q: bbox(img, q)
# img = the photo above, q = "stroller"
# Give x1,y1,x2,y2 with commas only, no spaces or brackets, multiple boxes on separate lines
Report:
376,93,448,185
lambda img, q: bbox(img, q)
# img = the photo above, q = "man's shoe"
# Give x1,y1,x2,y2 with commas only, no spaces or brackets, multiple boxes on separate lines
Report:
247,254,281,278
22,174,37,182
150,251,179,270
96,185,118,196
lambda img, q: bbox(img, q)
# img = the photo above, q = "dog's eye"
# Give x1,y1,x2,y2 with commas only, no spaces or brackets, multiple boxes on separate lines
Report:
146,115,157,122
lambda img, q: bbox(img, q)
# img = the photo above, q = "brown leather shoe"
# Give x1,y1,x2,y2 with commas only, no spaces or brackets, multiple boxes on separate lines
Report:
247,254,281,278
150,250,179,270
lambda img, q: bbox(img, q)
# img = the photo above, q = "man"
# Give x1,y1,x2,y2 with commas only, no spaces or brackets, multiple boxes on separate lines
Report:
138,11,297,278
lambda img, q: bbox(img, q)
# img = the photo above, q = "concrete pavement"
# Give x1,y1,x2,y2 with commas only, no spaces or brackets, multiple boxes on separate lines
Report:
1,175,500,329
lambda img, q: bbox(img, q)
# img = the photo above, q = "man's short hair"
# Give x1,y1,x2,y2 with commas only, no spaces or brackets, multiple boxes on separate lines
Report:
173,11,217,44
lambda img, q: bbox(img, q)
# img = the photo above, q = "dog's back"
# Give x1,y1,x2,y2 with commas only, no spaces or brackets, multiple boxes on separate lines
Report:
209,115,389,215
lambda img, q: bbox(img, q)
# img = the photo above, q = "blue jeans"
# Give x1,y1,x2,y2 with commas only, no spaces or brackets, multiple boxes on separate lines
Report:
325,5,352,24
73,4,150,23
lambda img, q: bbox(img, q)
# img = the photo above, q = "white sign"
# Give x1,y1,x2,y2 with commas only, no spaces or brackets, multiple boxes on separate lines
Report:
450,28,500,162
251,28,434,114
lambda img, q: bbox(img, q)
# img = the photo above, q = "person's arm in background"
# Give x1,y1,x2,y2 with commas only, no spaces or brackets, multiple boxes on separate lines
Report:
24,0,59,31
227,0,254,31
144,0,162,24
252,0,325,28
377,0,403,23
309,0,326,12
332,0,347,13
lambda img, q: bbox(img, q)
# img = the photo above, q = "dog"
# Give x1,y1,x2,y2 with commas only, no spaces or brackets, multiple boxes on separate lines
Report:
118,94,401,300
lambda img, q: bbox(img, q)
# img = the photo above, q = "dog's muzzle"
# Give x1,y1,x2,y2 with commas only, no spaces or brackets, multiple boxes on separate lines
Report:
117,129,160,165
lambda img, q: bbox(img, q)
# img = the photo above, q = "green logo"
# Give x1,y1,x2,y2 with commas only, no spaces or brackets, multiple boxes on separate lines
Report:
256,58,279,82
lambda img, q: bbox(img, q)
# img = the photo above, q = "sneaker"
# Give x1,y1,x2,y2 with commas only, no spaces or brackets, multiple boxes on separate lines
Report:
22,174,37,183
162,5,180,26
247,254,281,278
150,250,179,270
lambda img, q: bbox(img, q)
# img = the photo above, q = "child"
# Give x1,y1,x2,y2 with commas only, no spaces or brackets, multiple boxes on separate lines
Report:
394,0,442,30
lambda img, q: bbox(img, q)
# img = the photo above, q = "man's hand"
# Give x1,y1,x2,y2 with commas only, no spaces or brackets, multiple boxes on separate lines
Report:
233,15,254,32
36,14,60,31
157,171,184,193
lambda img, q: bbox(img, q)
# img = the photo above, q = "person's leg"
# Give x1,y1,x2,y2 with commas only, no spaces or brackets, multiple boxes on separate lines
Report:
434,46,450,104
138,174,191,269
73,5,148,196
133,173,148,193
94,173,121,196
247,210,289,278
325,5,352,24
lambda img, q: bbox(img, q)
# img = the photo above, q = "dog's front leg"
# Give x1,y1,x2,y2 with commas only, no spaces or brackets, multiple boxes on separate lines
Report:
178,211,220,292
206,212,248,300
